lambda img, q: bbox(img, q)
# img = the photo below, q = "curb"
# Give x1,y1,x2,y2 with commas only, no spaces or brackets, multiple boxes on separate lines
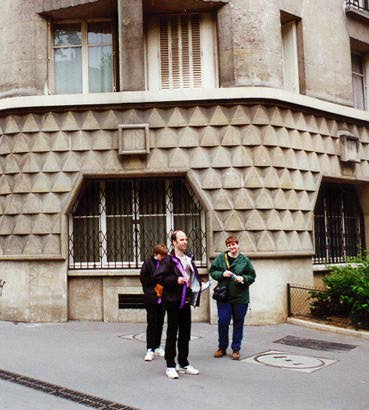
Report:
287,317,369,340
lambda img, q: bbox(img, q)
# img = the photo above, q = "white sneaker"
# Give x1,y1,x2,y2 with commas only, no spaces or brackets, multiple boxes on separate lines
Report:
154,347,165,357
166,367,179,379
176,364,199,375
144,350,154,361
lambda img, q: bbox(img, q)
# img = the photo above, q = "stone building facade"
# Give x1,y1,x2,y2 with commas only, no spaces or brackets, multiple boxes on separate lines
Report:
0,0,368,324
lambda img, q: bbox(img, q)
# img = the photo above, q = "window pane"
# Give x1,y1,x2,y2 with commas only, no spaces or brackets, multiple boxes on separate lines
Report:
172,179,201,214
54,24,81,46
105,181,133,262
138,180,166,214
352,54,365,109
88,22,112,45
139,216,167,260
88,45,113,93
138,180,167,261
105,181,133,215
73,217,100,263
54,48,82,94
107,217,134,262
75,182,100,216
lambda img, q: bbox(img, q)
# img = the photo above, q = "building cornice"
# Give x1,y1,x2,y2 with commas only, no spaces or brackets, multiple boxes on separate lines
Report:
1,87,369,124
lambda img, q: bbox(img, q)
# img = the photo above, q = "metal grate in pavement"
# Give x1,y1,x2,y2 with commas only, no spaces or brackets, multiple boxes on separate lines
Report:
0,368,139,410
274,335,357,352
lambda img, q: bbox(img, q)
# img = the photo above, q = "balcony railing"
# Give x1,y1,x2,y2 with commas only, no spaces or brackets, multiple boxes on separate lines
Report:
346,0,369,11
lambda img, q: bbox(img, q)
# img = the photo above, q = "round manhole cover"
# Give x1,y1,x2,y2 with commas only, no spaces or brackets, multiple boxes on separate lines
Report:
254,352,326,370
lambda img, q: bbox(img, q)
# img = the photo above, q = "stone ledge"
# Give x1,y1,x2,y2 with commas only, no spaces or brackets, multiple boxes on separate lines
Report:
287,317,369,340
1,87,369,124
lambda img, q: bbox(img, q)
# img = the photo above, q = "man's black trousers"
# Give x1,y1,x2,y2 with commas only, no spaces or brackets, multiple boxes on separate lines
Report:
164,303,191,368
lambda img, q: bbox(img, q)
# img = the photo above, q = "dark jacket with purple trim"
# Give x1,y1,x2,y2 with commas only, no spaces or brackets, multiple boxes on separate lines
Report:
154,252,201,308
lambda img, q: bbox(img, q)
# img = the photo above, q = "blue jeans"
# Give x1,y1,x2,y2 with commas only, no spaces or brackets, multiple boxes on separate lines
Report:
217,302,248,352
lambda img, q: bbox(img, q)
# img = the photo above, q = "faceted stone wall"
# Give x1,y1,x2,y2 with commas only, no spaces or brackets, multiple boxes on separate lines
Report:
0,101,369,261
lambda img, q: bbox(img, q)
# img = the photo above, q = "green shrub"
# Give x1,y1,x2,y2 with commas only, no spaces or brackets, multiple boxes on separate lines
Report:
310,256,369,330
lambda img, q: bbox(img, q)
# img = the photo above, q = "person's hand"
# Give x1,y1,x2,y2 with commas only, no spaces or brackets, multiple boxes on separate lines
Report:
178,277,188,285
235,275,244,284
223,270,232,278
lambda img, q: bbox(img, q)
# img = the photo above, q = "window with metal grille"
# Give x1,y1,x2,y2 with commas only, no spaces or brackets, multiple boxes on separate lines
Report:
313,183,365,264
68,178,206,269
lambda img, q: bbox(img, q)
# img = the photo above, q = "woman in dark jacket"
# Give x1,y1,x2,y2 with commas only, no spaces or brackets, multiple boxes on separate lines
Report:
140,243,168,361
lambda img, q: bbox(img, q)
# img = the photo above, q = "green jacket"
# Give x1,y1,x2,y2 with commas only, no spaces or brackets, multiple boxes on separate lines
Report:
209,252,256,304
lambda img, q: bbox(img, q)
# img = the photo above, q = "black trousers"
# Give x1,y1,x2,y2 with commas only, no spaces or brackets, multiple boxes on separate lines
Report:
165,303,191,368
145,303,165,351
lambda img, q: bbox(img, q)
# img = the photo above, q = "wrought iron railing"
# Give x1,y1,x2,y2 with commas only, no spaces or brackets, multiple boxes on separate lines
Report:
346,0,369,11
287,284,325,318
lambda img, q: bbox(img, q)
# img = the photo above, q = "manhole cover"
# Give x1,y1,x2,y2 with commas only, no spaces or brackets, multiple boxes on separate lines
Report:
274,336,357,352
242,350,337,373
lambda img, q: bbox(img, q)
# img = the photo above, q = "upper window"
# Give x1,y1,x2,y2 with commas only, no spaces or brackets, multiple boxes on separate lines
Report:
146,13,217,90
281,20,300,93
351,53,366,109
52,20,115,94
313,183,365,264
69,178,206,269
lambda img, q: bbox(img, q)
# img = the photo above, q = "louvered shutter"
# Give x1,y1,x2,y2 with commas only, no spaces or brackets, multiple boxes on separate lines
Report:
147,13,216,90
159,15,202,89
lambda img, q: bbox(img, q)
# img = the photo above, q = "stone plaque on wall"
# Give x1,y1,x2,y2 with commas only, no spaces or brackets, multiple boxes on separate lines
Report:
118,123,150,155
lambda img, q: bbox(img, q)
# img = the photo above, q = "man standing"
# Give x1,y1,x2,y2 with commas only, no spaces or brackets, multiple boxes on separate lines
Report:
210,236,256,360
155,230,202,379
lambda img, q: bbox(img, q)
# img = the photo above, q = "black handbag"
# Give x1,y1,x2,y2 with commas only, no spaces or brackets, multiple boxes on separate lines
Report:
212,283,228,302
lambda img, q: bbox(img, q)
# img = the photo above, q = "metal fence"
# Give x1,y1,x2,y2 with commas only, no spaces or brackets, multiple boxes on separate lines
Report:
287,284,326,318
346,0,369,11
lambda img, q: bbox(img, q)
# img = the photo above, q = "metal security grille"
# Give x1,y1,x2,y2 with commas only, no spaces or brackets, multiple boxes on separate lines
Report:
0,368,139,410
313,183,365,264
69,178,206,269
346,0,369,11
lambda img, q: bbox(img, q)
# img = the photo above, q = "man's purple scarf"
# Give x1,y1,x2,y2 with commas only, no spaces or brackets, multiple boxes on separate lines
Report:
171,255,189,309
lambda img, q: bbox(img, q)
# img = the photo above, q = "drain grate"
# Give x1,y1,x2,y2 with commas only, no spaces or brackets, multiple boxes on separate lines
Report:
0,369,140,410
274,335,357,352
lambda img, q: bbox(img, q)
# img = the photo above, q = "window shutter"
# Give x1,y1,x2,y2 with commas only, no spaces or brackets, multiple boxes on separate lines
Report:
159,15,203,89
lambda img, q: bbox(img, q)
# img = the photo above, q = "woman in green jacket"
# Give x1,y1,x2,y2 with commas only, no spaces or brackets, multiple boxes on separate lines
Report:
209,236,256,360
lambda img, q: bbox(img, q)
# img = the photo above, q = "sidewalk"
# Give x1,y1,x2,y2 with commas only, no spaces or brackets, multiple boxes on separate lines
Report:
0,320,368,410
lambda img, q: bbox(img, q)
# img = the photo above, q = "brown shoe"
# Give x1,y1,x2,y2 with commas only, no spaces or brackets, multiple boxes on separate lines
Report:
214,348,226,358
231,350,240,360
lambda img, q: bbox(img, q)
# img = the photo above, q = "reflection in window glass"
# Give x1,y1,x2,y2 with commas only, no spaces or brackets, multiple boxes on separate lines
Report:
88,46,113,93
88,22,112,44
54,24,82,46
54,48,82,94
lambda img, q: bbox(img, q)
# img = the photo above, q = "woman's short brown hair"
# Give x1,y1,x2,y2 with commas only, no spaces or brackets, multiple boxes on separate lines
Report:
225,236,239,245
152,243,168,256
